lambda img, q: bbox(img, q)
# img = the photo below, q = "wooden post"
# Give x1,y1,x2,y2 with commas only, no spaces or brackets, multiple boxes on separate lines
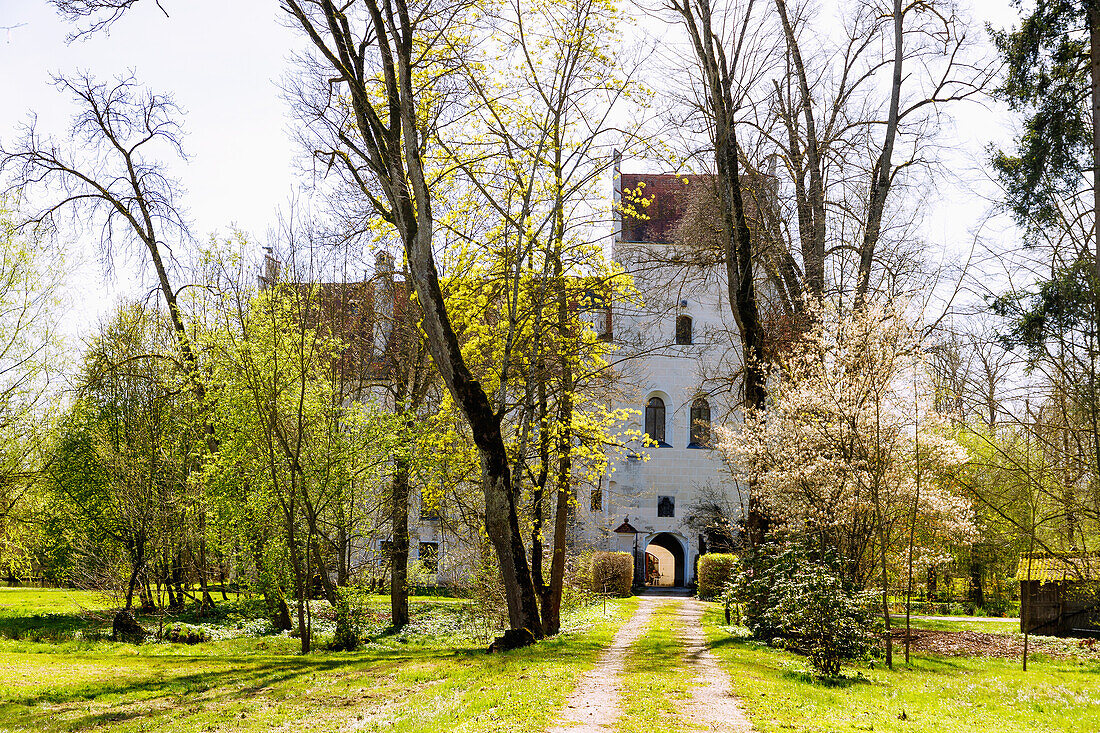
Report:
1023,399,1034,672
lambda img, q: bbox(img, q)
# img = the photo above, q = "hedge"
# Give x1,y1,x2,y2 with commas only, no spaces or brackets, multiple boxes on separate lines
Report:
589,551,633,597
697,553,738,600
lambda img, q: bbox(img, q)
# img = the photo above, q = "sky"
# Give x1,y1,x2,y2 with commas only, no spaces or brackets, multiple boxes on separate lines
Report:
2,1,302,337
1,0,1025,339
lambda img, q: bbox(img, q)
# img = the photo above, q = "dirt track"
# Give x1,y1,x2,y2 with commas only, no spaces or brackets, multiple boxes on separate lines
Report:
891,627,1100,660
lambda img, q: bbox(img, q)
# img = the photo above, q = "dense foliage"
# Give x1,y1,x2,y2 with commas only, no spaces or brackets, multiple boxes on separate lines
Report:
730,542,880,677
696,553,738,601
582,552,633,597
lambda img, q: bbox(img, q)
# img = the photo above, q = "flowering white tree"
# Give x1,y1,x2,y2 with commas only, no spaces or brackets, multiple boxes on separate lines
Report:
717,300,972,666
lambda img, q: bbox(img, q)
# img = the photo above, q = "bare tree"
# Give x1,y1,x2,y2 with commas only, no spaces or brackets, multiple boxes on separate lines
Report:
668,0,993,312
51,0,168,39
669,0,769,413
0,72,219,612
1,74,198,397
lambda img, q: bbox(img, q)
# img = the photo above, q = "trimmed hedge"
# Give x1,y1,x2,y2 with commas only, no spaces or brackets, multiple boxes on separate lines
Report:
697,553,738,600
589,551,633,597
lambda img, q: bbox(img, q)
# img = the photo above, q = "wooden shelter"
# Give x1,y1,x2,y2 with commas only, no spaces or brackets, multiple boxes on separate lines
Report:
1018,554,1100,637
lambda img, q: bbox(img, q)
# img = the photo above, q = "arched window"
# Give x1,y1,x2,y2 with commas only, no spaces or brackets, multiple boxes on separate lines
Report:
689,398,711,447
645,396,666,445
675,315,693,345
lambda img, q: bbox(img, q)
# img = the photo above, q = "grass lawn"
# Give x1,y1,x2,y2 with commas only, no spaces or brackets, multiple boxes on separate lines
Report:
701,603,1100,733
0,592,638,733
0,587,114,616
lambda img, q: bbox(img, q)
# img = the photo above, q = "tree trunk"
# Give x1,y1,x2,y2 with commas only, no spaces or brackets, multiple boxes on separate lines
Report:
879,524,893,669
124,560,140,612
404,231,543,641
337,526,348,587
531,366,551,616
310,535,339,607
164,566,177,610
139,576,156,613
775,0,825,301
196,523,215,616
969,559,984,609
218,563,229,601
1092,2,1100,298
1089,0,1100,492
673,0,770,546
251,540,292,631
283,0,543,642
544,256,574,636
856,0,904,302
287,521,310,654
390,456,411,630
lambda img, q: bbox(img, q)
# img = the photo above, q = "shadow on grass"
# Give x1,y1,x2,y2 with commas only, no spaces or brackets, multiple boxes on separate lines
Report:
0,612,103,642
0,596,277,643
778,669,873,688
0,617,613,732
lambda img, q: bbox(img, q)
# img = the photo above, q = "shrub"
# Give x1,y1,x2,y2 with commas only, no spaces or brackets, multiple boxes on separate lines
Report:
329,587,370,651
165,623,209,644
468,548,508,642
697,553,738,600
982,596,1012,618
947,601,972,616
587,552,633,597
729,542,879,677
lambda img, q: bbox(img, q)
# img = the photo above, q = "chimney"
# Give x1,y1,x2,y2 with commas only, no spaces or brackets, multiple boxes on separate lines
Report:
259,246,280,290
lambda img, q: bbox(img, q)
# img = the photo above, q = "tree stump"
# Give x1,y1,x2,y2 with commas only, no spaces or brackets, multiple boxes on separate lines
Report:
111,610,148,642
487,628,536,653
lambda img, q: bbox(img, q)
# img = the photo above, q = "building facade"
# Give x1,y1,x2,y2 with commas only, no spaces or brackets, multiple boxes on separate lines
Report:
298,165,750,590
574,167,747,587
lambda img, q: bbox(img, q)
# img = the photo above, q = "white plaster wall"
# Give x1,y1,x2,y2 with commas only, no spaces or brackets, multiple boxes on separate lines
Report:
577,240,748,584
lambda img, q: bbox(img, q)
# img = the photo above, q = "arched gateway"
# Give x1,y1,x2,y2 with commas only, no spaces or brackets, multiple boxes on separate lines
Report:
643,532,686,587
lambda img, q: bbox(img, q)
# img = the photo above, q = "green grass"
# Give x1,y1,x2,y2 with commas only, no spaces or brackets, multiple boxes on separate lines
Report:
618,600,695,733
0,587,116,644
701,603,1100,733
899,615,1021,635
0,588,113,616
0,587,475,647
0,594,638,733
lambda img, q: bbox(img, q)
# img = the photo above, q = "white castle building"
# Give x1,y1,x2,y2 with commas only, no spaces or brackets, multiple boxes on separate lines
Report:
574,168,748,588
309,165,751,590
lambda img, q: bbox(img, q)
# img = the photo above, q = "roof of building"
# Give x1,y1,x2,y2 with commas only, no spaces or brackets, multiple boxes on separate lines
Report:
620,172,698,244
1017,555,1100,582
618,171,773,245
613,519,640,534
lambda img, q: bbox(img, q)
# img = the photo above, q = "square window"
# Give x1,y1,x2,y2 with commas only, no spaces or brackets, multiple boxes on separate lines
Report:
657,495,675,518
418,542,439,573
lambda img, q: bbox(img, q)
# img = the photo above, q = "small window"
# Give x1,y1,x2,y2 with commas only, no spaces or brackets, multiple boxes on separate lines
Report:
675,315,693,345
598,307,612,341
590,486,602,512
657,496,675,518
418,542,439,573
645,397,666,445
689,398,711,447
